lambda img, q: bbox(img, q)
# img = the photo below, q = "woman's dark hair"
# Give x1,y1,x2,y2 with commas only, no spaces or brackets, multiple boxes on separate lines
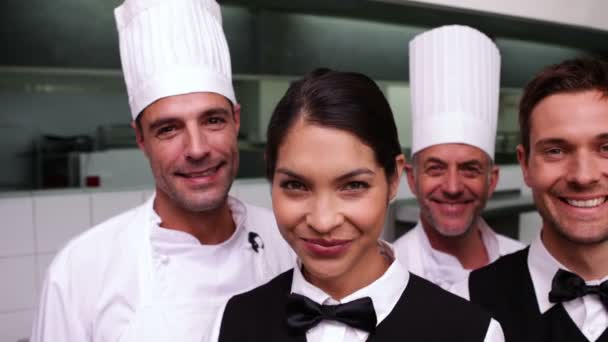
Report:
265,68,402,181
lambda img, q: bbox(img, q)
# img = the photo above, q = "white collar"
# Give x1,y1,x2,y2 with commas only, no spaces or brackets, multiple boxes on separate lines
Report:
147,193,247,224
148,194,250,251
417,218,500,268
290,241,409,340
479,218,501,261
528,232,608,314
528,232,563,314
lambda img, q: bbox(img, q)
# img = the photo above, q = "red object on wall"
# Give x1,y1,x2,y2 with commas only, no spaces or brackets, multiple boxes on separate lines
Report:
86,176,101,187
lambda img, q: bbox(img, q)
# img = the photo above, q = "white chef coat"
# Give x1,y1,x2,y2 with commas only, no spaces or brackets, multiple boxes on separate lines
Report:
31,194,294,342
453,233,608,342
289,241,505,342
393,219,524,290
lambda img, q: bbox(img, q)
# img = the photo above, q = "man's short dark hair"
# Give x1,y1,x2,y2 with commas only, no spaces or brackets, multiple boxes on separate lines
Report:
519,57,608,158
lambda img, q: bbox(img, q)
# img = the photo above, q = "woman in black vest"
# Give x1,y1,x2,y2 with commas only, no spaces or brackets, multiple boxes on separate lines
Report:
217,68,504,342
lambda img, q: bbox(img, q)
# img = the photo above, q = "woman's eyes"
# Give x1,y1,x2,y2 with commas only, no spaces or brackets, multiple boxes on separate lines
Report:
342,181,370,191
278,180,370,194
279,180,307,191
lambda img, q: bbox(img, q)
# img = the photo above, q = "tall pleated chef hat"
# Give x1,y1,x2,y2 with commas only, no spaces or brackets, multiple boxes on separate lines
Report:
409,25,500,159
114,0,236,119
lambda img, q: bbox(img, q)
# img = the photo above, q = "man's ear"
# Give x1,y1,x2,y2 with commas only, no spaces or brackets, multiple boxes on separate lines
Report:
486,162,500,198
131,120,147,156
233,103,241,133
404,161,417,197
516,144,531,187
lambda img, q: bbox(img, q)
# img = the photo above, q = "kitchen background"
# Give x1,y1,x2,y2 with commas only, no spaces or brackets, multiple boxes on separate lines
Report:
1,0,608,340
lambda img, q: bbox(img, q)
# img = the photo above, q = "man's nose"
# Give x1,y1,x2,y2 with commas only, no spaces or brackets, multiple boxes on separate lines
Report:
184,125,210,161
566,151,601,189
442,169,464,196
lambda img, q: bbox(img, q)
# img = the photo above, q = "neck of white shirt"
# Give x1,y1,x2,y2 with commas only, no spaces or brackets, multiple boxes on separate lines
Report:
290,241,409,339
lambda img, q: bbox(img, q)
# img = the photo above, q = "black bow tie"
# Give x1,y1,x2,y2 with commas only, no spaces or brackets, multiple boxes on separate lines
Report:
285,293,377,335
549,269,608,309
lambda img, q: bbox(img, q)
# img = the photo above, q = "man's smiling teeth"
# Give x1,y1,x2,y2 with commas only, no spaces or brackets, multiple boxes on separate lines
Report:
184,166,218,177
565,197,606,208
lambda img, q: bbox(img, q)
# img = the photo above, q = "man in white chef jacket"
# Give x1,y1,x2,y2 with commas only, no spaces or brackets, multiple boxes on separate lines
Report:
392,25,523,290
31,0,293,341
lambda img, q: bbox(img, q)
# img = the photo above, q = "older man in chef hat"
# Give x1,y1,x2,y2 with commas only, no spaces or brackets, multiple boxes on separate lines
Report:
393,25,524,290
31,0,293,341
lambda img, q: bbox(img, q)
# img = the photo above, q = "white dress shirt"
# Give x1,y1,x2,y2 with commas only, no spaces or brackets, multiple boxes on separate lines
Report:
452,232,608,342
393,219,524,290
290,241,505,342
528,234,608,341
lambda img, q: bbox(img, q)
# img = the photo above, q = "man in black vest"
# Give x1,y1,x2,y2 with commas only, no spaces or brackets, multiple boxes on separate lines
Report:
460,57,608,342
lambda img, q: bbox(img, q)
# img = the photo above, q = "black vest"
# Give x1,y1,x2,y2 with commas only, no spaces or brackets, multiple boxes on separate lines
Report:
469,248,608,342
219,269,492,341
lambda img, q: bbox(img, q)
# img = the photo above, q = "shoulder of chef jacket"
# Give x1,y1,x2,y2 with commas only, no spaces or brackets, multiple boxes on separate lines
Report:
31,195,295,341
239,201,297,273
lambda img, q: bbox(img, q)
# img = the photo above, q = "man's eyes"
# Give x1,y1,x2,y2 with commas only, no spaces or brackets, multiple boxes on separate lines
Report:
206,116,227,126
156,125,177,136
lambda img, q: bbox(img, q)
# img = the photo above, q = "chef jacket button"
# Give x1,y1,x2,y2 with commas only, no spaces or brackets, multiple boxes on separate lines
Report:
160,255,170,265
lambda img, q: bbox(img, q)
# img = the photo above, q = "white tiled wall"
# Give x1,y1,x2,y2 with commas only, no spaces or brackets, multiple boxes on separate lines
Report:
91,190,145,226
0,256,37,312
0,310,35,342
33,193,91,254
0,197,35,257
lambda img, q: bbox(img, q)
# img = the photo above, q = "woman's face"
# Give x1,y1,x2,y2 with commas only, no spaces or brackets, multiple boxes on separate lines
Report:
271,119,404,296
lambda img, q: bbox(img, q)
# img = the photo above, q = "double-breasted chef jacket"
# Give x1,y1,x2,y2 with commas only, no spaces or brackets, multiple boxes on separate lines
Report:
31,194,294,342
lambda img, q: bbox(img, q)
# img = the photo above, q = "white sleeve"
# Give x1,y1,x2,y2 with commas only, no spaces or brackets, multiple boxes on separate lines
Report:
483,318,505,342
449,275,471,300
30,264,89,342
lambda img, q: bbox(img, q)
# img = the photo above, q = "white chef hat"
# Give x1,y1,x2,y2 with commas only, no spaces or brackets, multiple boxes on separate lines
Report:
409,25,500,159
115,0,236,119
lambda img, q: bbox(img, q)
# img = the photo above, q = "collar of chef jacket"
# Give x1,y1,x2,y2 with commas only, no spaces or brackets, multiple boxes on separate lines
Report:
147,194,273,297
148,196,248,248
417,218,500,266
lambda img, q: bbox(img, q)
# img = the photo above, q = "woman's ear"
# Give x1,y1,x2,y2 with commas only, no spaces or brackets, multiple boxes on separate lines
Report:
389,154,406,202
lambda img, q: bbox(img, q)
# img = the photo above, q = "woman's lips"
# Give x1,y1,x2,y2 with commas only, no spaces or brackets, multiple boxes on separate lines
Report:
301,238,352,257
